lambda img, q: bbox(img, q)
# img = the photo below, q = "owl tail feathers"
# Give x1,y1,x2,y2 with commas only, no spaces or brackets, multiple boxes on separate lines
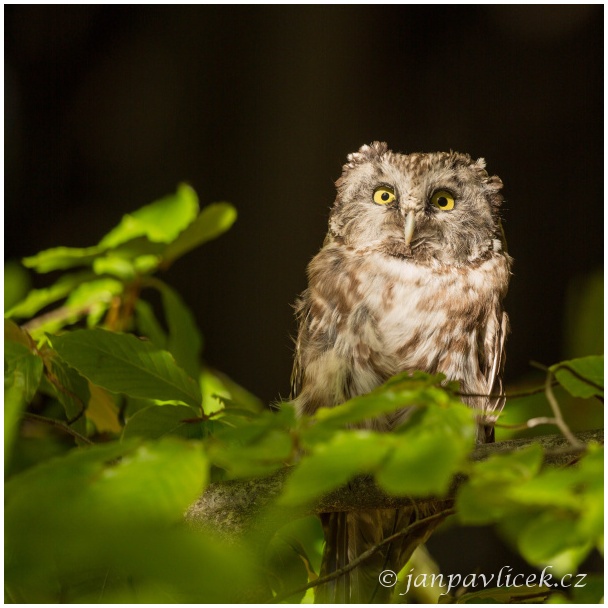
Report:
316,511,389,604
315,508,443,604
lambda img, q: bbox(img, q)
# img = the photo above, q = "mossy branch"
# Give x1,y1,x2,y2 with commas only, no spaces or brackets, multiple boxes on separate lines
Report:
185,429,603,539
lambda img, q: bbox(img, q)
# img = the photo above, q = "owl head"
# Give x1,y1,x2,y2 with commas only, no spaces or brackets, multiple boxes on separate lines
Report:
328,142,506,266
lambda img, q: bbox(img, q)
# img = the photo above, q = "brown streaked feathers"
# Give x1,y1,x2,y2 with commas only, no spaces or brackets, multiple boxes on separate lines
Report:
291,142,512,602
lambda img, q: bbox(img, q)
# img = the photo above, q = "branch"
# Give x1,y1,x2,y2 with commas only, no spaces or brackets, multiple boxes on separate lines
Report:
185,429,603,538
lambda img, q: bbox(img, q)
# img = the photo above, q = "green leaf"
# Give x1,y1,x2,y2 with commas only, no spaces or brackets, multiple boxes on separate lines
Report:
4,382,29,467
468,442,544,483
550,356,603,399
133,254,162,274
563,270,604,358
570,574,604,604
9,274,120,334
5,436,208,527
154,281,203,379
377,432,459,497
507,468,585,510
458,444,602,575
295,374,475,499
516,511,592,574
86,384,122,434
4,341,43,404
6,436,70,479
200,367,264,415
574,444,604,540
272,516,324,582
214,401,295,443
42,348,90,439
5,271,95,319
49,329,202,410
210,428,294,478
376,403,475,497
4,341,44,461
4,319,31,347
92,255,136,280
110,235,168,259
310,372,451,430
65,277,124,308
134,300,168,349
122,404,204,440
4,261,31,312
5,437,209,600
456,444,544,524
4,345,43,404
280,431,392,506
60,278,123,331
163,202,237,263
90,439,208,521
22,246,105,274
266,530,310,602
99,184,199,249
209,404,296,478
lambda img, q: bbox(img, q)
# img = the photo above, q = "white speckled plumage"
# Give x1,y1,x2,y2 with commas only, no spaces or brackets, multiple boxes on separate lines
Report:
291,142,512,602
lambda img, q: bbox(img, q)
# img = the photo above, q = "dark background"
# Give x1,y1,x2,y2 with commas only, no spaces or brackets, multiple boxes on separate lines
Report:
5,5,603,403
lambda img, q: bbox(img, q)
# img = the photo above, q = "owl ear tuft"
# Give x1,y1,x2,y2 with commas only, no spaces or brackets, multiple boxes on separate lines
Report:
345,141,389,169
474,157,487,171
471,157,504,209
471,157,490,181
485,175,504,211
485,175,503,191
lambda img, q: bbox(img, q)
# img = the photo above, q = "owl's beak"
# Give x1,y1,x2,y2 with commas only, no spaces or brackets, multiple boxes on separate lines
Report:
404,210,416,247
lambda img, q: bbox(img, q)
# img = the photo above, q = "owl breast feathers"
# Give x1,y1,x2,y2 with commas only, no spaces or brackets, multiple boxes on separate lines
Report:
291,141,512,440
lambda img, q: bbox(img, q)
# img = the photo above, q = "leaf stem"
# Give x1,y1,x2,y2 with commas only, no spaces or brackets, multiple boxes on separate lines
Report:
23,412,94,445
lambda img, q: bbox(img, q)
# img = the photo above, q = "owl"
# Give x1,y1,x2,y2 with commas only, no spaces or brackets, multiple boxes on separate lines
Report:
291,142,512,603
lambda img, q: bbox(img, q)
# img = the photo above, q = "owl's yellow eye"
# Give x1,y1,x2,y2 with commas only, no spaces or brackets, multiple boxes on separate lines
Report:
431,190,455,211
373,187,396,205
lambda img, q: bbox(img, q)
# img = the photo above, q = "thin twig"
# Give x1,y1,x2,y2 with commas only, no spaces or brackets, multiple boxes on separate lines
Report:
22,303,95,333
504,589,554,602
530,361,549,372
267,508,456,603
104,296,122,332
544,373,584,449
23,412,94,445
452,381,558,401
495,416,557,431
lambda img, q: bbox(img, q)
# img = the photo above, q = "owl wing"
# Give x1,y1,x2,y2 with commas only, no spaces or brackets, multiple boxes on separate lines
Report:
480,310,509,442
289,291,311,400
